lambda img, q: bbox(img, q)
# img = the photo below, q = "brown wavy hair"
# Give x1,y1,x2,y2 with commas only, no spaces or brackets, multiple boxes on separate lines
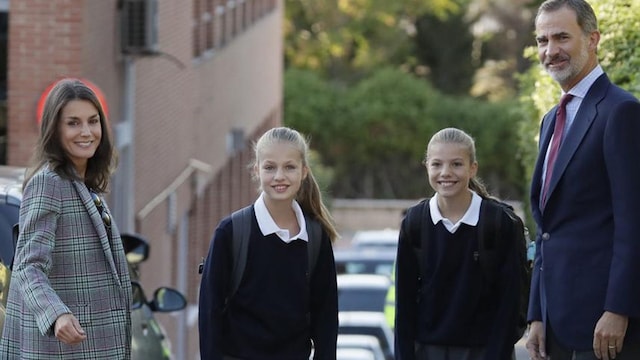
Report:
24,78,117,192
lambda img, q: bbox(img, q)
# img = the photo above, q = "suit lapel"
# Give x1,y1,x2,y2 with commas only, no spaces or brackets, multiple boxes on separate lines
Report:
544,74,610,206
73,181,123,287
531,106,558,216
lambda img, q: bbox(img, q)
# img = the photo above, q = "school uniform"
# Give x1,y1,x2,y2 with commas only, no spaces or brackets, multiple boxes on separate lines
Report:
395,192,523,360
199,194,338,360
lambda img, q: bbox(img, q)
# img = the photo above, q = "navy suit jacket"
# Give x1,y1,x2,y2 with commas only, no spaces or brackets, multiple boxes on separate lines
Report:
528,73,640,350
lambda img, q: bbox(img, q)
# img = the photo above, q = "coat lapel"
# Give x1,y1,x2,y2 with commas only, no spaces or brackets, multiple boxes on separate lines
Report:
73,181,122,287
531,105,558,216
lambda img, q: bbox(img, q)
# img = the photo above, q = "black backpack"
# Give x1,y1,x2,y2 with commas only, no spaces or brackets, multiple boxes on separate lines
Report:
199,206,323,300
406,198,530,341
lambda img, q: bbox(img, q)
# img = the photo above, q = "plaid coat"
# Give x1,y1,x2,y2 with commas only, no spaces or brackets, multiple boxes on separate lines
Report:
0,167,132,359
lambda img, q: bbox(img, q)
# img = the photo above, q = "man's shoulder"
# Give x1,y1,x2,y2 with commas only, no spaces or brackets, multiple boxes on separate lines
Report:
597,73,639,103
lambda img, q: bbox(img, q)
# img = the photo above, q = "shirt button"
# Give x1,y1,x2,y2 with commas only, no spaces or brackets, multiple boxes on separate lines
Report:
542,233,550,241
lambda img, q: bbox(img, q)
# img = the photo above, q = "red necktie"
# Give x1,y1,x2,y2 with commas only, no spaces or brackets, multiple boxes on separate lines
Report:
541,94,573,206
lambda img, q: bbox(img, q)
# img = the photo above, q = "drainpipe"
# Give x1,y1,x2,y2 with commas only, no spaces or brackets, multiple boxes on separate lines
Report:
113,56,135,233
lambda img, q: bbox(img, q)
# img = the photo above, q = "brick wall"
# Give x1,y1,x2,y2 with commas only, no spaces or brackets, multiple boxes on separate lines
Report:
7,0,86,165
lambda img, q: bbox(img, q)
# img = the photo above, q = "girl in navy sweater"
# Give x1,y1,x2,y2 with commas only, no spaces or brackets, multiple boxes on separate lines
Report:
199,127,339,360
394,128,525,360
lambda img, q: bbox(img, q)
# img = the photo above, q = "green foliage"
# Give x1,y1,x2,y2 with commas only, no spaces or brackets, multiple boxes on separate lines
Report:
285,67,439,198
284,0,461,83
413,10,475,94
284,68,343,141
335,68,440,198
597,2,640,95
285,67,525,200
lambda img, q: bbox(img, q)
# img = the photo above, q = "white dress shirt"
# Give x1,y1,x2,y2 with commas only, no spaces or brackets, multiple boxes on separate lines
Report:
253,192,308,243
429,190,482,233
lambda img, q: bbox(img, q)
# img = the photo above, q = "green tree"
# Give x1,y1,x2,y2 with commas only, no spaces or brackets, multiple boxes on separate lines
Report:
285,67,440,198
413,10,475,95
285,67,525,200
335,67,441,198
284,0,460,83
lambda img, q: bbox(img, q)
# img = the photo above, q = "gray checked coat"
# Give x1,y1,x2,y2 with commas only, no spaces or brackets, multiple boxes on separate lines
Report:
0,166,132,359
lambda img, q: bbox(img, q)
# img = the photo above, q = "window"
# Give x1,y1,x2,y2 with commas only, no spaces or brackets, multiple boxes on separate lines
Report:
192,0,277,57
192,0,215,57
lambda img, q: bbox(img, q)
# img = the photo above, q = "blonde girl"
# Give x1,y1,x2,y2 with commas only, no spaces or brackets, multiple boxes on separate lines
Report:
395,128,525,360
199,127,338,360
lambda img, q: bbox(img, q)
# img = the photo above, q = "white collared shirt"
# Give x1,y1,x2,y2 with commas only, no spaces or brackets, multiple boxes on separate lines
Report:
254,192,308,243
429,190,482,233
562,64,603,133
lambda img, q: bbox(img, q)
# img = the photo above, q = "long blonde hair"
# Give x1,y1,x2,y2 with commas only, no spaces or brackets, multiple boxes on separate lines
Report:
253,127,338,242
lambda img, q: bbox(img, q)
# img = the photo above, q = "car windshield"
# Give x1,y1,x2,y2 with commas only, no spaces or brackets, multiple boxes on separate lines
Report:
339,288,387,312
337,260,394,277
334,248,396,277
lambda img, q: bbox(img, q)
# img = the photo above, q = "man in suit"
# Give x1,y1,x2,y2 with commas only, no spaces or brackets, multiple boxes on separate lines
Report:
526,1,640,360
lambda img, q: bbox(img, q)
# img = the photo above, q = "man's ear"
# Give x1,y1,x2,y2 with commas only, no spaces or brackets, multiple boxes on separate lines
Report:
589,30,601,52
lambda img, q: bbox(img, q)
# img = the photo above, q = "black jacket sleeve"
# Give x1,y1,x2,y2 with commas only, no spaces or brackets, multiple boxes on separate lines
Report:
198,218,232,360
394,205,421,360
309,230,338,360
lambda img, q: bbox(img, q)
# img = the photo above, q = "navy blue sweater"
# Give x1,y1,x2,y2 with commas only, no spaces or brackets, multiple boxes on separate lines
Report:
395,199,523,360
199,210,338,360
415,224,491,343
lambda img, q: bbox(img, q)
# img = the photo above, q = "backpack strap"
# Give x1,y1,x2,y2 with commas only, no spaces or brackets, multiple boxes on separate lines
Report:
407,199,429,285
477,199,508,284
305,215,322,276
229,205,253,299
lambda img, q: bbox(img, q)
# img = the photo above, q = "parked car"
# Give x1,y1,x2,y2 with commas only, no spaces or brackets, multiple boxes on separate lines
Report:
0,165,187,359
338,311,394,360
351,229,399,250
338,274,391,313
334,248,396,277
337,334,386,360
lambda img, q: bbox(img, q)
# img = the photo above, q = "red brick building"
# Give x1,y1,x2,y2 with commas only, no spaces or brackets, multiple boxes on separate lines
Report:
4,0,283,357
